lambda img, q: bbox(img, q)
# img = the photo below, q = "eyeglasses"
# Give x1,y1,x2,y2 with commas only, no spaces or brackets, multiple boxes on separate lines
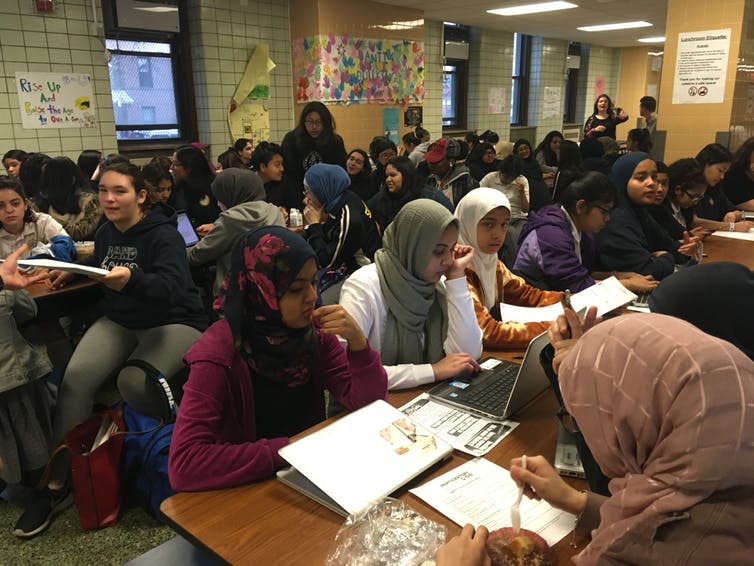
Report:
594,204,612,219
557,407,580,434
348,156,365,165
304,120,323,127
683,189,704,203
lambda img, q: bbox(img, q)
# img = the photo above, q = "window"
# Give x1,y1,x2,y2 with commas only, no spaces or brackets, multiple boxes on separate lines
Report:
106,40,181,141
442,61,467,128
563,42,581,124
511,33,532,126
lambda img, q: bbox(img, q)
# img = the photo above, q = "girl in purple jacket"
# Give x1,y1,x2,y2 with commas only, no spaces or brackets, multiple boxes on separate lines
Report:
168,227,387,491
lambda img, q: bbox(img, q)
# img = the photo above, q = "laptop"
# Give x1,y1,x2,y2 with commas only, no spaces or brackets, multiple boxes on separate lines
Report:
553,424,586,479
176,211,200,247
427,331,551,422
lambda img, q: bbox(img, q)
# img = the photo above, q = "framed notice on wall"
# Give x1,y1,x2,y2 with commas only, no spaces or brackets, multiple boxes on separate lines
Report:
672,29,731,104
15,72,96,129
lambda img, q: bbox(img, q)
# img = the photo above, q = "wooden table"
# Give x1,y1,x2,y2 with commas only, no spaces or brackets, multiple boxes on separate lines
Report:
702,234,754,269
161,382,585,566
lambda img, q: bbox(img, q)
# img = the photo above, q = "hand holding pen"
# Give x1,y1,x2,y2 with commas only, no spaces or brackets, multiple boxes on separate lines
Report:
547,291,599,373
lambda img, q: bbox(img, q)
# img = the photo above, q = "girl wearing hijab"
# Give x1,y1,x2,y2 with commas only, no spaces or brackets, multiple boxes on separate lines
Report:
187,168,285,295
595,152,700,280
303,163,381,297
367,156,452,232
169,227,387,491
513,138,549,212
455,188,562,349
339,199,482,390
509,313,754,565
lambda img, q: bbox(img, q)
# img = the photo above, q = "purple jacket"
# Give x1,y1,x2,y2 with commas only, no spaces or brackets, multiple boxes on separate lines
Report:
168,319,388,492
513,204,596,292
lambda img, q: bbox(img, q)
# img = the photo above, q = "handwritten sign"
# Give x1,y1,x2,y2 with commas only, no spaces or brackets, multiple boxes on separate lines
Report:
15,72,96,129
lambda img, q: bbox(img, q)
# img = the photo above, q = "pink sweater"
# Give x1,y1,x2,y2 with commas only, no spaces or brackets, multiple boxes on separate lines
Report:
168,319,388,492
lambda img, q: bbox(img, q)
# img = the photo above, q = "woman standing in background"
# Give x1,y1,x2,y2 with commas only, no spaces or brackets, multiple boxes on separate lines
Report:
583,94,628,139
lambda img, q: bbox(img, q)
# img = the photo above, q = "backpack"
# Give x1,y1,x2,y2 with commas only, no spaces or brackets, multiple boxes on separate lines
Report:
120,360,177,518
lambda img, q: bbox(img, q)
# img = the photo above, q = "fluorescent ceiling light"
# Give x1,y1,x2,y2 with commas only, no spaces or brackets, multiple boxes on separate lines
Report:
488,2,577,17
133,6,178,12
648,51,664,56
578,21,652,32
638,36,665,43
372,19,424,31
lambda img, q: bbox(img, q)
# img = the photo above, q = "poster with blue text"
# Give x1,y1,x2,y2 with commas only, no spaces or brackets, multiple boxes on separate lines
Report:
15,72,96,129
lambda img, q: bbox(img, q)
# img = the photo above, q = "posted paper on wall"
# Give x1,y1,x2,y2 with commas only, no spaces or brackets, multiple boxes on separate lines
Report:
15,72,96,129
410,458,574,546
672,29,730,104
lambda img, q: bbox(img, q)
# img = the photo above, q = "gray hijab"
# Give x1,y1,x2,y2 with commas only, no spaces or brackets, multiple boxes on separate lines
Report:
211,168,266,208
374,199,457,364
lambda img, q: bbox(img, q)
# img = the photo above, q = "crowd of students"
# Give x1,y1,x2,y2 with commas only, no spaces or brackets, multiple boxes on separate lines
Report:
1,92,753,563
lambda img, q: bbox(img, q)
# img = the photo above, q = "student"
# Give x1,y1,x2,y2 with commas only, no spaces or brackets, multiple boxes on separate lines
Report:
168,227,388,491
0,177,69,259
649,262,754,361
425,137,478,206
250,141,301,211
465,142,499,182
2,149,27,179
233,138,253,168
339,199,482,390
188,168,285,295
169,145,220,232
693,143,753,231
367,156,452,232
17,163,208,538
455,188,562,349
407,126,431,165
534,130,562,188
595,152,700,280
399,131,419,158
648,158,707,241
37,156,102,241
509,313,754,565
76,149,102,187
625,127,652,153
0,244,50,290
551,140,583,204
280,101,347,196
583,94,628,139
345,148,375,202
721,136,754,211
302,163,381,299
516,172,658,293
513,139,550,212
17,152,51,205
639,95,658,138
368,136,398,192
141,162,174,205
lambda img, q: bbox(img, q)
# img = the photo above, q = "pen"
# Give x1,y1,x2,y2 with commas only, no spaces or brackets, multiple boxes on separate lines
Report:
560,290,573,339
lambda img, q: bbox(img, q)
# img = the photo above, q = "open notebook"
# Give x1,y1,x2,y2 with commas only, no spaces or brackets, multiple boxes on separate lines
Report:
277,400,453,516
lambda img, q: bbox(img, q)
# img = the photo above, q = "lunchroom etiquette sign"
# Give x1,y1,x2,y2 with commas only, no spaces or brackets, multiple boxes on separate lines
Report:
15,72,96,129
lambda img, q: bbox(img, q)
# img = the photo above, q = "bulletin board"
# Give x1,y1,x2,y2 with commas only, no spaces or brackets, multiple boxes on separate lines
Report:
15,72,96,129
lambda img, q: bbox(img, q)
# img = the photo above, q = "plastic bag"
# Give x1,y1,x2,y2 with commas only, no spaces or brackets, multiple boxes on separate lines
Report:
325,498,447,566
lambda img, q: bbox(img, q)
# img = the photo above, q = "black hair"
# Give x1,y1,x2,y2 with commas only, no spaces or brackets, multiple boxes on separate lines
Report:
414,126,429,141
534,131,563,166
731,136,754,172
558,140,583,171
465,132,480,147
695,143,732,167
479,130,499,144
174,145,213,180
627,128,653,152
656,161,669,174
141,162,173,195
347,148,371,179
77,149,102,180
385,155,420,196
17,152,51,201
3,149,28,163
250,141,283,170
579,137,605,159
150,155,173,171
38,156,87,215
640,96,657,113
560,171,617,213
498,154,523,180
0,176,36,226
401,132,419,156
592,94,616,116
218,148,245,170
667,158,705,195
295,101,336,146
100,161,152,213
233,138,251,153
368,136,397,161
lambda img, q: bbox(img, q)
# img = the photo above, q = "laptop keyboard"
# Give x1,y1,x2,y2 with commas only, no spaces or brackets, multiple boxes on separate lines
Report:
633,292,650,308
462,364,518,411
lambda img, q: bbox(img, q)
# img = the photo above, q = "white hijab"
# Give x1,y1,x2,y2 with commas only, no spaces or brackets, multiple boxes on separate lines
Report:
455,188,511,310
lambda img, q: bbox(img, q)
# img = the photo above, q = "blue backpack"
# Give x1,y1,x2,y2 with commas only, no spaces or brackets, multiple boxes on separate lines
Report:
120,360,177,518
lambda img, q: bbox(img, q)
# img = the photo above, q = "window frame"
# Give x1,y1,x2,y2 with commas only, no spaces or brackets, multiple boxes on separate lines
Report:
510,33,532,127
442,59,468,130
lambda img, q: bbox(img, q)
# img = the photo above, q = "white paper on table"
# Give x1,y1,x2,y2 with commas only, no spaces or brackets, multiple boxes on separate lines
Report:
711,230,754,241
570,276,637,317
498,302,564,324
400,394,518,457
410,458,574,547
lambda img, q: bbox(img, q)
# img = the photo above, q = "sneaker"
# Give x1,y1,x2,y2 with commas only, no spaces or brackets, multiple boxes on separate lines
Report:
13,486,73,538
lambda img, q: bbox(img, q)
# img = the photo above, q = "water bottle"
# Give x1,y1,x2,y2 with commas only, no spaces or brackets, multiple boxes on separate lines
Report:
289,208,303,227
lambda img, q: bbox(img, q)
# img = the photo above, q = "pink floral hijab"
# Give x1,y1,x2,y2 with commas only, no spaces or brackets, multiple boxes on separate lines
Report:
216,226,318,386
559,313,754,564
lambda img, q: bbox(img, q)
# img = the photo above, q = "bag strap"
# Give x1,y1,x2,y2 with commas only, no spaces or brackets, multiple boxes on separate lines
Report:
121,359,177,421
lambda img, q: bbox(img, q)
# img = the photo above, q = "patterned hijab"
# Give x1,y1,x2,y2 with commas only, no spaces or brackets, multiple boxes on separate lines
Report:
559,313,754,564
374,199,457,364
216,226,318,386
455,187,511,309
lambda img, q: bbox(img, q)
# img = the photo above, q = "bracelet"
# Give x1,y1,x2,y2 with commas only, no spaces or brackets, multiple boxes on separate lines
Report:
729,222,736,232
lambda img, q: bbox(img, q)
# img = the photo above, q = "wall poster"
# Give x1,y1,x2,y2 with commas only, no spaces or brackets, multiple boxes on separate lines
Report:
672,29,731,104
15,72,95,129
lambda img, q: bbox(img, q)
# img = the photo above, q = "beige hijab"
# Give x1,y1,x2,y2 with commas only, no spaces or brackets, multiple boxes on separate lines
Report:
455,187,511,310
560,313,754,564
